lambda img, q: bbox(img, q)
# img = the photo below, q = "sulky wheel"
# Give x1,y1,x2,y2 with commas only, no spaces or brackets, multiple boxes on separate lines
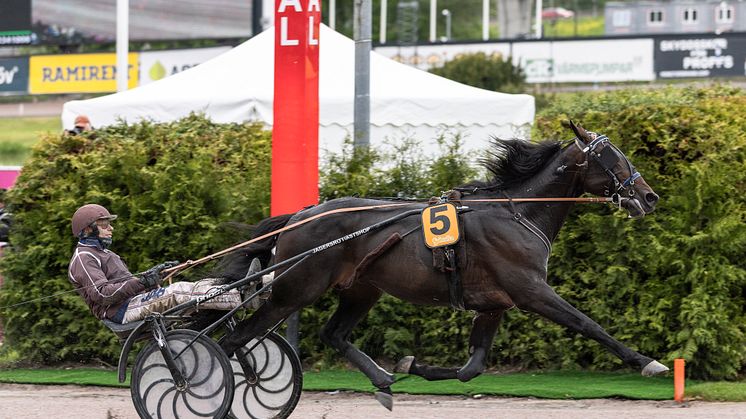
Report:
228,331,303,419
131,329,234,419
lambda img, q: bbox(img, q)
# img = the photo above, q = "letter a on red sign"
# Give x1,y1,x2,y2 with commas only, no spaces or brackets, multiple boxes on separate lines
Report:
272,0,321,216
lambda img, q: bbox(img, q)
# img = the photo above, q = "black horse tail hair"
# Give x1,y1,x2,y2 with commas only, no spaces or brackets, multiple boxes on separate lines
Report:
215,213,295,282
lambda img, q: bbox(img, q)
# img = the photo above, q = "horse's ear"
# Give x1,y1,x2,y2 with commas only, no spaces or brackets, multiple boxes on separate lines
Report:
568,120,590,143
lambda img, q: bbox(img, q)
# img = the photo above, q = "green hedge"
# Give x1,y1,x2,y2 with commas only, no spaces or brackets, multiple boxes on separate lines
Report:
1,85,745,380
0,115,271,362
530,85,746,379
302,85,746,380
429,52,526,94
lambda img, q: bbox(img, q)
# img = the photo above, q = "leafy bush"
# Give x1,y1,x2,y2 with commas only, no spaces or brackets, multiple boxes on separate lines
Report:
429,52,526,93
527,85,746,379
305,85,746,380
0,115,271,363
2,85,745,381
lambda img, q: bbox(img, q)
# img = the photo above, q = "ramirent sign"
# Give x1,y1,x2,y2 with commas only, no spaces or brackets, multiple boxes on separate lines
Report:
271,0,321,216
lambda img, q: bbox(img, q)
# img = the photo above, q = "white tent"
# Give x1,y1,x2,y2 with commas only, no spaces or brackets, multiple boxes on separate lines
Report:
63,25,534,157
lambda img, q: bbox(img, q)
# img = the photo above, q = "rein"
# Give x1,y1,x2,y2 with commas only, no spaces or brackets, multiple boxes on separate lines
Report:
161,202,411,280
163,196,613,281
460,197,612,203
0,197,615,310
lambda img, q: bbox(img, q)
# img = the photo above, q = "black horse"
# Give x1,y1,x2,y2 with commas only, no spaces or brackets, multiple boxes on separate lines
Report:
219,122,667,408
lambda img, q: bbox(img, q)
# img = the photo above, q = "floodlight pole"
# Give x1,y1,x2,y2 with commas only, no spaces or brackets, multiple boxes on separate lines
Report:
482,0,489,40
354,0,371,149
535,0,543,38
330,0,336,29
429,0,437,42
380,0,388,44
116,0,129,92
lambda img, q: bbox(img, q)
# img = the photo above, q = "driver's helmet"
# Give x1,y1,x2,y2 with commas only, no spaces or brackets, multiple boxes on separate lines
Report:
71,204,117,237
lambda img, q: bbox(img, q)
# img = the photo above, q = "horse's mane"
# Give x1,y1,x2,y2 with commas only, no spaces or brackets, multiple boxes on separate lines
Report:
460,138,566,190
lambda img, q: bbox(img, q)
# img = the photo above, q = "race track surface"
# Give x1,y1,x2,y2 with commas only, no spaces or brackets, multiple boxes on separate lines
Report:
1,383,744,418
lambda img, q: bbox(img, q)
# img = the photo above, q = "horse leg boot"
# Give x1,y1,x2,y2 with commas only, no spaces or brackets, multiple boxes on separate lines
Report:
395,310,503,382
516,282,668,376
319,284,396,410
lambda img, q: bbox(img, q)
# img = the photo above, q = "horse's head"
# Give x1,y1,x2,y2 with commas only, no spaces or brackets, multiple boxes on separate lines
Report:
569,121,659,218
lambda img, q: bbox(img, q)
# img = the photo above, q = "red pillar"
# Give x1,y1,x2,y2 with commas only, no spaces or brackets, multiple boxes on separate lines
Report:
271,0,321,216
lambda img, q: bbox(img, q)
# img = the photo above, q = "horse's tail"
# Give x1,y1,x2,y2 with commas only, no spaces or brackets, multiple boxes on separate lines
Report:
217,213,295,282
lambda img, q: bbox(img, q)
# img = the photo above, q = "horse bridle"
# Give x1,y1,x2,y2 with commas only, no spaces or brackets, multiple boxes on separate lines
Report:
575,133,641,207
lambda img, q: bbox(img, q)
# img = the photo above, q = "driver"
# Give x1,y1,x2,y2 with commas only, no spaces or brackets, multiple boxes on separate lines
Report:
68,204,245,324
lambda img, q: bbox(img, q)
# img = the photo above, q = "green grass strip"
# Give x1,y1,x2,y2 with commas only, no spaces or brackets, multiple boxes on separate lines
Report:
303,370,675,400
686,381,746,402
0,368,130,388
0,117,60,165
1,368,743,401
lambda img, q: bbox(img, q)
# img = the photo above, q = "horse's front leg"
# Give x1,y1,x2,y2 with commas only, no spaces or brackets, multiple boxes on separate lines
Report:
514,280,668,376
319,283,398,409
395,310,504,382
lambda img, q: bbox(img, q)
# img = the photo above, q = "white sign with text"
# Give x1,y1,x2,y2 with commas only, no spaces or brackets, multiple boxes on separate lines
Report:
139,47,231,86
511,39,655,83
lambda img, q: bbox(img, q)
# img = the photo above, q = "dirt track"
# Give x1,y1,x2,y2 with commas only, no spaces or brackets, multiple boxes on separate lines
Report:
1,383,744,419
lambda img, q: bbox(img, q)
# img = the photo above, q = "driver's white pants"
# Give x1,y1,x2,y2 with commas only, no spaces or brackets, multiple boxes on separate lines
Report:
122,279,241,324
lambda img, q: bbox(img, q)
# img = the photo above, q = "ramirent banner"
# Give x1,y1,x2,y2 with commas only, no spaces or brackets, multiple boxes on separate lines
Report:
271,0,321,216
29,53,139,94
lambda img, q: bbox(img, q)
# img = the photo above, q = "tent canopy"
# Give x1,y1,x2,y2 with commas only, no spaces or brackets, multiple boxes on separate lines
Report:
63,25,534,156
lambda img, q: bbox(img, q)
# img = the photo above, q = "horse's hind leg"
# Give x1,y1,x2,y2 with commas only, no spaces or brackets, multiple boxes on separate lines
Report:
395,310,504,382
319,283,395,390
515,281,668,376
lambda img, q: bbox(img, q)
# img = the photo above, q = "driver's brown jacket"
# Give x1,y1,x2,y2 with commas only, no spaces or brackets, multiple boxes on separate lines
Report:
68,243,147,320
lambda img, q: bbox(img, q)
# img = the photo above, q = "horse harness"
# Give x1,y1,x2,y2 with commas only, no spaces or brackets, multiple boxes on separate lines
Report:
425,192,471,311
431,133,643,310
160,134,637,312
576,133,642,206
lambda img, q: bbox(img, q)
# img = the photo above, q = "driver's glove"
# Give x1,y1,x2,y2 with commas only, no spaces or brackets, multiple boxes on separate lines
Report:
138,261,180,287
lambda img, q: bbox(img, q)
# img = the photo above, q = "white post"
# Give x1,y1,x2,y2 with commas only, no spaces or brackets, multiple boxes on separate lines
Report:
262,0,274,27
442,9,451,41
330,0,336,29
482,0,489,40
354,0,371,149
116,0,129,92
380,0,387,44
429,0,437,42
535,0,543,38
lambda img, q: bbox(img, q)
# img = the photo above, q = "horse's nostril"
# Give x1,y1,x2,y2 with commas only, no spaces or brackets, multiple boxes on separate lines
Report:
645,192,659,204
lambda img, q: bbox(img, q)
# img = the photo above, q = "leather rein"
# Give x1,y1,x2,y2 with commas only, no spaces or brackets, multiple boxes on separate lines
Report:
166,133,642,279
163,196,612,280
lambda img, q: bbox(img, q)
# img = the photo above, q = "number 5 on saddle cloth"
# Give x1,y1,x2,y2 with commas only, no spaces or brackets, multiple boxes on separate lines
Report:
421,201,467,310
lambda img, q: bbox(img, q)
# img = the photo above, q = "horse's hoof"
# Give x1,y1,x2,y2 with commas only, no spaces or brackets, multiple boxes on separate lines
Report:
394,356,415,374
642,360,669,377
374,387,393,411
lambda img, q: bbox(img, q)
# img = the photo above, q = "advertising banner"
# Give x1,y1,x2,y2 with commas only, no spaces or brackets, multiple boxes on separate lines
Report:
139,47,231,85
29,53,139,94
655,35,746,78
0,0,32,46
0,57,29,93
271,0,321,216
512,39,655,83
32,0,253,43
375,43,511,71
